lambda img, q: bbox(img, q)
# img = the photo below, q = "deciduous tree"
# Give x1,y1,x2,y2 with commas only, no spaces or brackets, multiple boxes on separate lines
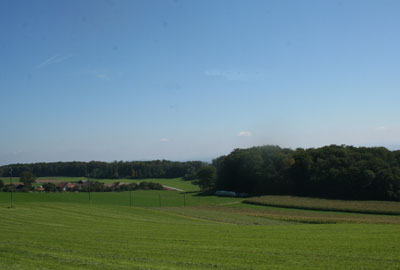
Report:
19,171,36,192
196,166,216,191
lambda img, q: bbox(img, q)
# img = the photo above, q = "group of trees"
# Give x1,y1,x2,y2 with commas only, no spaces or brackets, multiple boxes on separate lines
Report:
3,145,400,201
0,171,36,192
208,145,400,201
0,169,166,193
1,183,14,192
40,181,163,193
0,160,204,180
19,171,36,191
195,166,216,191
81,181,163,192
42,182,57,192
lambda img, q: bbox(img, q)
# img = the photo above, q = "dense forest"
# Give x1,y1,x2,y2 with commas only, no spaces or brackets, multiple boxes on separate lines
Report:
213,145,400,201
0,160,203,180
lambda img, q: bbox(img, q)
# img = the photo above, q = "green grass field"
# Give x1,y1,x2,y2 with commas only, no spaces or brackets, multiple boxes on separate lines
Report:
0,190,241,207
244,195,400,215
1,191,400,269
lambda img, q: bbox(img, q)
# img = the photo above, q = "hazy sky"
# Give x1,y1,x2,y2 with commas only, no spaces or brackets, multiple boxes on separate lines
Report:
1,0,400,165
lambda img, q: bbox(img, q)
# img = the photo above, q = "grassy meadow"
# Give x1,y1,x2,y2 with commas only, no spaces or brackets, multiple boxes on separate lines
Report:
244,195,400,215
0,190,241,208
1,179,400,269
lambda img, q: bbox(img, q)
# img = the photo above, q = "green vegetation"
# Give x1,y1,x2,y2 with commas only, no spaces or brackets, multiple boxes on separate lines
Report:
214,145,400,201
244,195,400,215
2,145,400,269
19,171,36,191
1,192,400,269
0,160,204,179
0,177,199,192
4,144,400,201
166,204,400,225
33,177,199,192
43,182,57,192
195,165,216,191
0,190,240,207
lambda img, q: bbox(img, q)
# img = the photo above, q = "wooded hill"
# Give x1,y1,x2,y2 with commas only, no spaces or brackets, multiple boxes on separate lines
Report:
213,145,400,201
0,160,203,180
2,145,400,201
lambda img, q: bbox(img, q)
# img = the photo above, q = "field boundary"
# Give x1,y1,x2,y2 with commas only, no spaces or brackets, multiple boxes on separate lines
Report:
243,199,400,216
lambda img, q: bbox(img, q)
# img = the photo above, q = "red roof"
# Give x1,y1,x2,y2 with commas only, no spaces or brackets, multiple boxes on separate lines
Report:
56,182,68,188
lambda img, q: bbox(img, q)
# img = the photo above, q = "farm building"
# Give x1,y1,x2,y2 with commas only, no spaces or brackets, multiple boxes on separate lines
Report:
56,182,69,191
66,183,75,189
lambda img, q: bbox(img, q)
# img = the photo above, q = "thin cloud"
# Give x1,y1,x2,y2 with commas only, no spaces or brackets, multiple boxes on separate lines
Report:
96,74,111,81
87,68,121,81
238,131,252,137
160,138,169,142
205,69,265,81
36,54,73,69
375,126,387,131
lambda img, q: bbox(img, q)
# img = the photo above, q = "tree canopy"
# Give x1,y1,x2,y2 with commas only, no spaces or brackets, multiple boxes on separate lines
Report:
213,145,400,201
43,182,56,192
1,160,204,180
19,171,36,192
195,166,217,191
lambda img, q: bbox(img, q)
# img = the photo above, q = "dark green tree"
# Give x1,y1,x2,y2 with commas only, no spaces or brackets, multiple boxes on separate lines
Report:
43,182,57,192
1,160,204,179
19,171,36,192
89,181,104,192
138,181,163,190
196,166,216,191
2,184,15,192
183,166,198,180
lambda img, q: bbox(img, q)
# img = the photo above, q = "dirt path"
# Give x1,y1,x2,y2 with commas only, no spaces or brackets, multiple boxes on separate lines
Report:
162,185,184,192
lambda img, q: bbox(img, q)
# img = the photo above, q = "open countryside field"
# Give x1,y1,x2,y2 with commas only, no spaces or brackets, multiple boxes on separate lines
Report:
244,195,400,215
1,191,400,269
0,190,241,208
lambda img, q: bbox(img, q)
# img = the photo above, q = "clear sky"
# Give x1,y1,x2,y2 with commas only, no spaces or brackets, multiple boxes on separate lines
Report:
1,0,400,165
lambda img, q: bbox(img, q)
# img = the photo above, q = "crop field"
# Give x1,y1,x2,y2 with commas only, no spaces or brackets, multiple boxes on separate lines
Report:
244,195,400,215
1,191,400,269
162,203,400,225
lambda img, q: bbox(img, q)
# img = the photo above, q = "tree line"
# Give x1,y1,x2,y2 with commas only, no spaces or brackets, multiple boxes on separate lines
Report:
0,169,169,193
0,160,203,180
40,181,163,193
208,145,400,201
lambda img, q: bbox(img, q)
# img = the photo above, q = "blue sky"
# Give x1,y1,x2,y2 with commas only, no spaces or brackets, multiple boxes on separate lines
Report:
1,0,400,165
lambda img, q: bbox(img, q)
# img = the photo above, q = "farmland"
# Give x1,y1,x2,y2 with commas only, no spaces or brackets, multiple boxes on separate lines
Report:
36,177,199,191
0,190,241,208
1,181,400,269
244,195,400,215
5,177,200,192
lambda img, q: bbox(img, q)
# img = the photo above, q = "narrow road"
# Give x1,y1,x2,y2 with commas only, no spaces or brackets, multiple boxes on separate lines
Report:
162,185,184,192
